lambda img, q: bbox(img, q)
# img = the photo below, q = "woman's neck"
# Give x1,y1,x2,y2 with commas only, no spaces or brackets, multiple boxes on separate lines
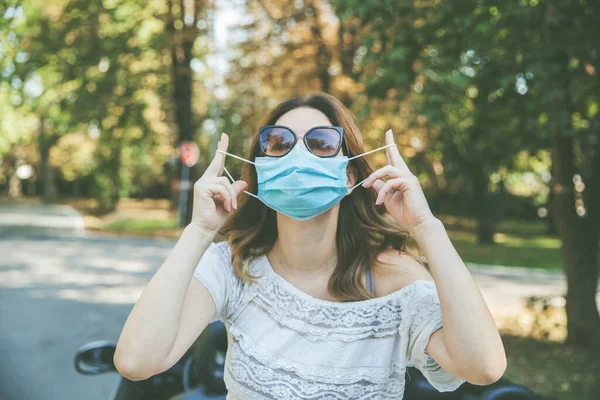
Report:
270,209,339,279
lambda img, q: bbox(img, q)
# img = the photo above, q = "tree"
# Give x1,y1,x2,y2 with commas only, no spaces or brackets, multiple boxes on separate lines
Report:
1,0,178,210
528,0,600,347
334,0,600,347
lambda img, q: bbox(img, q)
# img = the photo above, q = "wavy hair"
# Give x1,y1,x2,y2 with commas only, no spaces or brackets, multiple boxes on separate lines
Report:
221,93,413,301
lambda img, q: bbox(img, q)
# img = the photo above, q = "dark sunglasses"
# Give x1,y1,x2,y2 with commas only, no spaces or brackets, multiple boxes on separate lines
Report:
258,125,345,158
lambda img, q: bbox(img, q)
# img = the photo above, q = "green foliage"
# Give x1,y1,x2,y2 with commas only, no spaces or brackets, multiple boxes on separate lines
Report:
333,0,599,235
0,0,202,209
2,0,598,222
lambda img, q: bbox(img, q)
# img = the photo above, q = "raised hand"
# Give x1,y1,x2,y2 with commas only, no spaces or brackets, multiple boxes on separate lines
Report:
190,133,247,235
362,129,436,235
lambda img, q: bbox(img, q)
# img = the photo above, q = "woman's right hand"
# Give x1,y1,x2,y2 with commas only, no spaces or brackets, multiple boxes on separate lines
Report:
190,133,248,235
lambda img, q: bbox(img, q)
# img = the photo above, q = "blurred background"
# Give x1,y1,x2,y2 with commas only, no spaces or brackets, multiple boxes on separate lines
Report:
0,0,599,399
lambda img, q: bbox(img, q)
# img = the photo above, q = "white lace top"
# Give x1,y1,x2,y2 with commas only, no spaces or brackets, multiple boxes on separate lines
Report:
193,241,466,399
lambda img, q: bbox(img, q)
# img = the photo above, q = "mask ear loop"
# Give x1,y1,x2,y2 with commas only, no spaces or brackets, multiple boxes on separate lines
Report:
347,143,397,161
216,149,255,165
216,149,260,200
347,143,397,192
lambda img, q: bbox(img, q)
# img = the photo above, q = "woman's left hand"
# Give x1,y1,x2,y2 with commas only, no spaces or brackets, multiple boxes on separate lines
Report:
362,129,437,235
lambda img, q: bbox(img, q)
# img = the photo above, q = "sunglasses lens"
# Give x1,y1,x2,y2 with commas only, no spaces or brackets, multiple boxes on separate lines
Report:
260,127,295,156
305,128,341,157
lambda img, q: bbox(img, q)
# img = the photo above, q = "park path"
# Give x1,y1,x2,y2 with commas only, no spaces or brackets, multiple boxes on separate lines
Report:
469,263,599,316
0,203,597,399
0,234,175,400
0,203,86,238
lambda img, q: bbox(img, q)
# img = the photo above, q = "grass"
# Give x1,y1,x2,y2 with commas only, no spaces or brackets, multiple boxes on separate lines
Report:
494,302,600,400
451,236,563,270
501,334,600,400
103,218,178,235
438,215,564,270
65,198,182,238
67,198,568,269
497,302,600,400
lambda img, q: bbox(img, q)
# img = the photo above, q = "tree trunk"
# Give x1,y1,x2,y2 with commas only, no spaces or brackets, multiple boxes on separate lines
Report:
472,168,495,244
95,139,121,214
167,0,199,226
38,119,58,203
110,145,121,209
171,44,193,143
550,134,600,348
308,1,331,94
8,172,22,199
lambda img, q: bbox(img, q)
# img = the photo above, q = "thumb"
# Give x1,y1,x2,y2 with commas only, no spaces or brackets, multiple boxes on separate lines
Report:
232,180,248,195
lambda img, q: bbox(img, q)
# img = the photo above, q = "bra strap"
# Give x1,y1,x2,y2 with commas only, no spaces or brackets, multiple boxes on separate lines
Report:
366,267,375,295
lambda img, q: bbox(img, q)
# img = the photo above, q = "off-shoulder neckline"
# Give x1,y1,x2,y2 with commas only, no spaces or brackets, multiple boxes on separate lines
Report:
258,253,435,308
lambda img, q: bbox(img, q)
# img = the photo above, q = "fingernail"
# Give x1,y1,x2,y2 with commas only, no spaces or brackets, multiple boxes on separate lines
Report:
234,199,238,209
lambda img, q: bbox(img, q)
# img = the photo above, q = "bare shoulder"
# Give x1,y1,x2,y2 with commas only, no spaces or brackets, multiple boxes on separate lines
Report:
372,248,433,297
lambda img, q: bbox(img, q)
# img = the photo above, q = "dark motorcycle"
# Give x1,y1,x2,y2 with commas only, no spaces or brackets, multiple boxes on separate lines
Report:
74,322,227,400
75,322,542,400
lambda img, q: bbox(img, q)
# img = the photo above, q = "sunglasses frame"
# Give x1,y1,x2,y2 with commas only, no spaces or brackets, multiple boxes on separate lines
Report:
258,125,345,158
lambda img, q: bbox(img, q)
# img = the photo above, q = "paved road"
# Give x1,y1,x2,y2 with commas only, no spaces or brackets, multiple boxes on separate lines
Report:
0,234,174,400
1,209,596,400
0,203,86,239
468,263,590,315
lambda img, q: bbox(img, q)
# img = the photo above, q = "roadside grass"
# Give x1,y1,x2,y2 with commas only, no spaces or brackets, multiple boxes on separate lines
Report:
66,198,569,269
501,333,599,400
438,215,563,270
103,218,179,236
497,306,600,400
66,198,181,238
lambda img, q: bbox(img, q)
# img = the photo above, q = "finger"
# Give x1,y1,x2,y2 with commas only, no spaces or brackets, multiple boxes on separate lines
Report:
385,130,393,166
376,177,406,205
216,176,237,210
205,132,229,176
205,182,232,212
216,176,246,210
231,180,248,196
362,165,406,188
385,129,411,173
371,179,386,193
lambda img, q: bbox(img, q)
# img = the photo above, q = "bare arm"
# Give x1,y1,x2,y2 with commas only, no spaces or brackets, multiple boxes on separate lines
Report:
363,129,506,386
413,218,507,385
113,133,247,381
113,225,215,381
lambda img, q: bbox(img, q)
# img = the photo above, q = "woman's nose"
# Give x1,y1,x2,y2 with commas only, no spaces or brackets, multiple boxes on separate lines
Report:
297,136,308,150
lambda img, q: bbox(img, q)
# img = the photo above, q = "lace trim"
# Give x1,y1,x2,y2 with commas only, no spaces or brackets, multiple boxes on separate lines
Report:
229,323,404,384
225,340,407,400
406,286,466,392
258,254,427,308
249,277,407,341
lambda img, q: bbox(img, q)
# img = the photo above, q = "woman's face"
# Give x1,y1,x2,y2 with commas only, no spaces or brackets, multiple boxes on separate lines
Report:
272,106,355,188
273,107,345,157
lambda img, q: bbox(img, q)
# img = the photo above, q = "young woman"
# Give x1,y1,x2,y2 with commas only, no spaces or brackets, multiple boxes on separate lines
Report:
114,93,506,399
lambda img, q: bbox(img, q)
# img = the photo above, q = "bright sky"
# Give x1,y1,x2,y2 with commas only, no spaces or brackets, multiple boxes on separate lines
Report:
215,4,241,49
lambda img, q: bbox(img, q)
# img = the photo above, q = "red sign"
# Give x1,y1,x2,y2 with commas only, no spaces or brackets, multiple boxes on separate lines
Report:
180,141,199,167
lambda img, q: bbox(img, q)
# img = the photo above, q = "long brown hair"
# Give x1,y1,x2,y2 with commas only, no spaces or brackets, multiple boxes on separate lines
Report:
221,93,412,301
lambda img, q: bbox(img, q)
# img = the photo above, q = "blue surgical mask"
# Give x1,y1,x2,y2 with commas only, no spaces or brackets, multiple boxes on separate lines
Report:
218,142,396,220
